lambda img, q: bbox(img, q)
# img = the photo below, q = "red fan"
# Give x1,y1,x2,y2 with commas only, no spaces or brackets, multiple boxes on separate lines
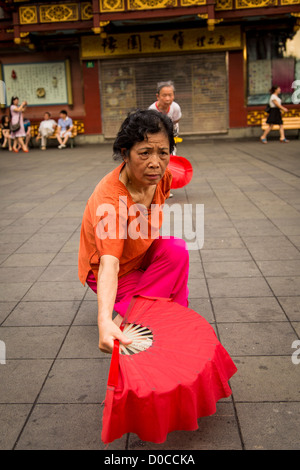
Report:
168,155,193,189
101,296,237,445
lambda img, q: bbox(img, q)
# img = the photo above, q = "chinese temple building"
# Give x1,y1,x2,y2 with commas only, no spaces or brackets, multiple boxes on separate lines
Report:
0,0,299,140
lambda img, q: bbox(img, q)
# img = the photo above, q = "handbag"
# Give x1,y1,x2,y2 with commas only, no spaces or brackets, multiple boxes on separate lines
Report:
10,113,21,132
265,104,271,114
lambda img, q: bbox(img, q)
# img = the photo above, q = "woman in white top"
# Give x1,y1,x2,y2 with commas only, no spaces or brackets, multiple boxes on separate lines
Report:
149,81,182,137
260,85,289,143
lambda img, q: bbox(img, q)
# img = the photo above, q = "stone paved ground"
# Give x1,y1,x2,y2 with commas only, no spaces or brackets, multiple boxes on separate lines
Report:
0,138,299,450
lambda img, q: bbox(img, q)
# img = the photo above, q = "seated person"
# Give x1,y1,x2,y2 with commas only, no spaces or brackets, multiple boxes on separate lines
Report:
36,112,57,150
1,115,12,151
23,118,31,149
57,110,73,149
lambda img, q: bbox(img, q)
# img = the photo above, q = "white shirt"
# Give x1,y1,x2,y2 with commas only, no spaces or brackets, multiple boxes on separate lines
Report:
149,101,182,123
39,119,57,132
270,94,281,108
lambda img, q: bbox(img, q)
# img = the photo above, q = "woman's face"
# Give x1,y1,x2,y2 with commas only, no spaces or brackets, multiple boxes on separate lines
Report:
157,86,174,109
275,87,281,94
13,98,19,105
123,131,170,188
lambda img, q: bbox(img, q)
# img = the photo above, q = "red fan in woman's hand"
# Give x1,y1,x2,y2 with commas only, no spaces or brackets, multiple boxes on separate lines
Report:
168,155,193,189
101,296,237,445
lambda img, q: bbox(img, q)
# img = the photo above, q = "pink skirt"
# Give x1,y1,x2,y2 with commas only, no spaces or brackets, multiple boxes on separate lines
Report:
86,236,189,317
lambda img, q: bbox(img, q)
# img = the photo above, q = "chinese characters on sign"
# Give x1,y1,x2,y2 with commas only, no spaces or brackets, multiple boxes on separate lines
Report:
81,26,242,58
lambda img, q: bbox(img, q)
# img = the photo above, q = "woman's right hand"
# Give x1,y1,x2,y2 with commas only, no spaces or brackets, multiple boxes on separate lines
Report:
98,318,132,354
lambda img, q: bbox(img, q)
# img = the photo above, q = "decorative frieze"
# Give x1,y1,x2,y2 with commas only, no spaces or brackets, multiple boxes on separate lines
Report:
236,0,277,9
39,3,79,23
99,0,125,11
19,6,38,24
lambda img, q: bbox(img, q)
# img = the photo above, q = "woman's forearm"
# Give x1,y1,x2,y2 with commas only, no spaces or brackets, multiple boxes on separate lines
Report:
96,255,131,353
97,258,119,325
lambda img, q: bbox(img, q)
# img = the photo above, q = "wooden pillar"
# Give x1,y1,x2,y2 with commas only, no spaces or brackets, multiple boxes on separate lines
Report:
82,61,102,134
228,50,248,128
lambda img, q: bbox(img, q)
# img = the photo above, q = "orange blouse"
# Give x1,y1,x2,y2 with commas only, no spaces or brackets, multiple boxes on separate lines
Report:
78,162,172,285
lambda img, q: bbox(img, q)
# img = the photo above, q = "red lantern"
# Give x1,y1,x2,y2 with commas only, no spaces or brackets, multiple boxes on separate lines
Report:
11,70,17,80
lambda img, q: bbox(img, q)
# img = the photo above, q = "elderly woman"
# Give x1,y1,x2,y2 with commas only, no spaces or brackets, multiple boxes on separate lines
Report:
78,110,189,354
148,81,182,136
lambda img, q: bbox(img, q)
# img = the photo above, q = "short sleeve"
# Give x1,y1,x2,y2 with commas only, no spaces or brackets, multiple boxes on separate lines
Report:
172,103,182,121
90,193,128,260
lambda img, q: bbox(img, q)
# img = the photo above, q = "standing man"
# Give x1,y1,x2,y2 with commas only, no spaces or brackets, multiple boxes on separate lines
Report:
36,112,57,150
148,81,182,138
56,110,73,149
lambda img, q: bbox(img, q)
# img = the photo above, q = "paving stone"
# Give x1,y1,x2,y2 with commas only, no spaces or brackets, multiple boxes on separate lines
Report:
15,404,127,450
218,322,297,356
0,301,18,324
212,297,286,322
0,359,52,403
1,253,56,267
242,236,300,261
23,281,87,301
257,260,300,277
230,356,300,402
0,326,68,359
188,298,214,323
207,277,273,298
266,276,300,297
50,252,79,266
57,325,105,359
0,266,45,283
0,404,32,450
0,283,32,302
236,403,300,450
73,300,98,325
38,265,79,282
2,300,80,326
187,278,209,298
38,358,110,404
203,260,261,278
16,232,73,254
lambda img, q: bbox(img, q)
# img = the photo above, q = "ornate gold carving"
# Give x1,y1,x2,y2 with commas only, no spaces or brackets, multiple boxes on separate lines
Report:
39,4,79,23
128,0,177,9
281,0,300,4
81,2,93,20
215,0,233,10
19,6,38,24
236,0,277,8
181,0,205,5
99,0,125,12
207,18,223,31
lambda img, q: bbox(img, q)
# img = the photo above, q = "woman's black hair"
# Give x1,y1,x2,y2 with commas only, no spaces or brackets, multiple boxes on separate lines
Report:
10,96,18,105
113,109,175,160
1,115,9,125
270,85,279,94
